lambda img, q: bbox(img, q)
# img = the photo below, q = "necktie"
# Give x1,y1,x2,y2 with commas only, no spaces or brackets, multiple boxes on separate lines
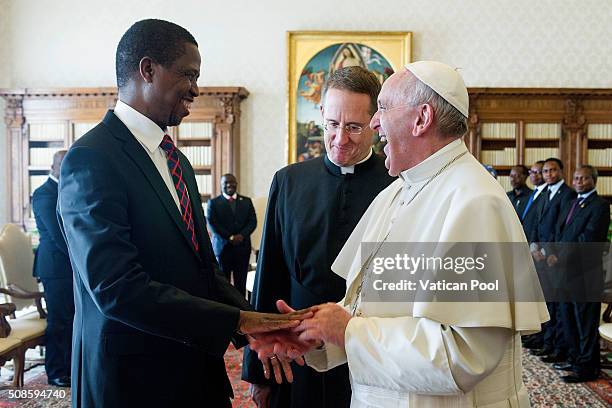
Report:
564,196,584,226
160,135,199,252
521,189,537,221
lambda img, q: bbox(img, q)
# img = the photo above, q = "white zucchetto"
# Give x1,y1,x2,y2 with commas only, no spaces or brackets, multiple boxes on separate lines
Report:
404,61,469,117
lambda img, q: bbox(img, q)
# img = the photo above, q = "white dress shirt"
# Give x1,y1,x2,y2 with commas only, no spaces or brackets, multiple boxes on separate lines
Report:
113,100,181,211
546,179,565,200
532,182,547,201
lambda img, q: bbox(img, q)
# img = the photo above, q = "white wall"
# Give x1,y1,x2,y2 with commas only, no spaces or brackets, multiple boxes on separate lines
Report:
1,0,612,225
0,0,11,226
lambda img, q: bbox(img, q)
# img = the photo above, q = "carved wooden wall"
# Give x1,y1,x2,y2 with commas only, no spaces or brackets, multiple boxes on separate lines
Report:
1,87,248,229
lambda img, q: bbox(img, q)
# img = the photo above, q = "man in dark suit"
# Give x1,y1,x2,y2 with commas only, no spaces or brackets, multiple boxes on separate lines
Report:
546,165,610,382
531,157,576,363
520,160,548,350
507,164,532,218
207,174,257,297
57,19,307,408
243,66,395,408
32,150,73,388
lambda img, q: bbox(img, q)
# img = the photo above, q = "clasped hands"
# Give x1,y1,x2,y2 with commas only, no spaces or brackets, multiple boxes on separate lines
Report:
239,300,352,384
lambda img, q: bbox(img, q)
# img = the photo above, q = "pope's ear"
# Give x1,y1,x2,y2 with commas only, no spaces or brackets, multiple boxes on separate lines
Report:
413,103,434,137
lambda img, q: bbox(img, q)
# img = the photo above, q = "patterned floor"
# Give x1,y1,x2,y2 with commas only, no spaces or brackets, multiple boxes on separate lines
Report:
0,345,610,407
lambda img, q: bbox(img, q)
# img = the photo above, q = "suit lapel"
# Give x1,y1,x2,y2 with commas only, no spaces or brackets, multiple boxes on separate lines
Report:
103,111,202,261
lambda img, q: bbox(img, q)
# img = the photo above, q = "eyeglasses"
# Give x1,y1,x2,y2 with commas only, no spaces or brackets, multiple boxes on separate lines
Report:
529,170,542,175
323,121,368,135
377,104,413,114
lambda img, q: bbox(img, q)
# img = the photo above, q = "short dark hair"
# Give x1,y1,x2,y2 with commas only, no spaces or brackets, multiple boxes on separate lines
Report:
512,165,529,176
322,66,381,114
116,19,198,89
544,157,563,170
534,160,545,166
578,164,598,183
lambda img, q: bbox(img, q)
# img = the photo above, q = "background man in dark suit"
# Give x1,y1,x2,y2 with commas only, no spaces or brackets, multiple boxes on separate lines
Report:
507,164,532,217
531,157,576,364
546,165,610,382
521,160,548,350
32,150,73,388
243,66,395,408
207,173,257,297
58,19,307,408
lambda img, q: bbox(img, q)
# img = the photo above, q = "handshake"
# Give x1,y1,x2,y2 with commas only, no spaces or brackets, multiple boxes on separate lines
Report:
237,300,352,384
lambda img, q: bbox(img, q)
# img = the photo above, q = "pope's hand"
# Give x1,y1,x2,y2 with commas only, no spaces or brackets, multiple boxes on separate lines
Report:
295,302,352,348
237,309,312,335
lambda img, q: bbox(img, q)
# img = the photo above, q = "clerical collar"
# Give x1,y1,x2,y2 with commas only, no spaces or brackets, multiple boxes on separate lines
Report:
49,174,59,184
324,149,373,175
399,138,465,183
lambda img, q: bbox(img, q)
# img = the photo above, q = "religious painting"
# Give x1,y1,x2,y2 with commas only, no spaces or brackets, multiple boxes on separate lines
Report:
287,31,412,163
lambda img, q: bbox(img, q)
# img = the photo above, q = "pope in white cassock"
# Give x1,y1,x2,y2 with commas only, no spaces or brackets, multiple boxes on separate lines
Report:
284,61,550,407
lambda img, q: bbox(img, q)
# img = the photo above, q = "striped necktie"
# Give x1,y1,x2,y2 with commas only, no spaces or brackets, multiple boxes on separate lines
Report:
160,135,199,252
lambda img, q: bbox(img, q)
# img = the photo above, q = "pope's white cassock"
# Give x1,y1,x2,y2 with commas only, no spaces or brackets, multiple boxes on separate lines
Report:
305,138,549,407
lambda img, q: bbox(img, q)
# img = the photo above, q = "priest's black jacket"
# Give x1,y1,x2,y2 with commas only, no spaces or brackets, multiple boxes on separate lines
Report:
242,152,395,408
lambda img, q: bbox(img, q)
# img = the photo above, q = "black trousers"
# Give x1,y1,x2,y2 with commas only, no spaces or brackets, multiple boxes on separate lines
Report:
561,301,601,376
40,277,74,379
218,244,250,297
270,363,351,408
542,301,568,356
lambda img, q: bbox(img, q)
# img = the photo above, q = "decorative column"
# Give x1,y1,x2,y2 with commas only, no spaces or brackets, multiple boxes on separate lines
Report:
562,98,586,181
3,94,25,226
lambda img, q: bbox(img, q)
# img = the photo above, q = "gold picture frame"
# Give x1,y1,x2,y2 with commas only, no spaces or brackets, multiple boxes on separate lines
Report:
287,31,412,164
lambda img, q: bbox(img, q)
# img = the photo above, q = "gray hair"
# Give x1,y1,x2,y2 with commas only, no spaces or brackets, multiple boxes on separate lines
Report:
403,75,468,137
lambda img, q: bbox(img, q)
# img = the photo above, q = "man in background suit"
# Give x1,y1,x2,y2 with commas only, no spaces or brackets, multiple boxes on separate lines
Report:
546,165,610,382
243,66,395,408
32,150,73,388
507,164,532,217
521,160,548,350
531,157,576,363
58,19,307,408
207,174,257,297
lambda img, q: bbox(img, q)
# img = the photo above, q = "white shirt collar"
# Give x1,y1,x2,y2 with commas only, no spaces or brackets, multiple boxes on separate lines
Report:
546,179,565,198
114,100,166,153
399,138,464,183
48,174,59,183
578,189,596,201
327,149,373,175
223,193,237,200
535,183,547,192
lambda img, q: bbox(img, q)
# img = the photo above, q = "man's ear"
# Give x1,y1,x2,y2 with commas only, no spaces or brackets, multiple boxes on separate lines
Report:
413,104,434,137
139,57,155,84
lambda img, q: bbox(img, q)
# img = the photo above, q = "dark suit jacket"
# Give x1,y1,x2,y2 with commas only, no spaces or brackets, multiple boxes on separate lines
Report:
32,178,72,279
550,191,610,300
507,185,532,220
58,111,251,408
207,194,257,256
534,182,577,244
522,187,546,243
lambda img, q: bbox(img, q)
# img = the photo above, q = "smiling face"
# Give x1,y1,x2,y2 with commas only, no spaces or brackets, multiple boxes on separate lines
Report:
369,72,419,176
321,88,374,166
146,42,201,128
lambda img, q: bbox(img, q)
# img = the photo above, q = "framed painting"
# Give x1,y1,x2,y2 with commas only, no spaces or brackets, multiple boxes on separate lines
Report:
287,31,412,163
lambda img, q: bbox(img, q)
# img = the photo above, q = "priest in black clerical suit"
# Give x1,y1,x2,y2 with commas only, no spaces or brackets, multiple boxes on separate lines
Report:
546,166,610,383
243,66,395,408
